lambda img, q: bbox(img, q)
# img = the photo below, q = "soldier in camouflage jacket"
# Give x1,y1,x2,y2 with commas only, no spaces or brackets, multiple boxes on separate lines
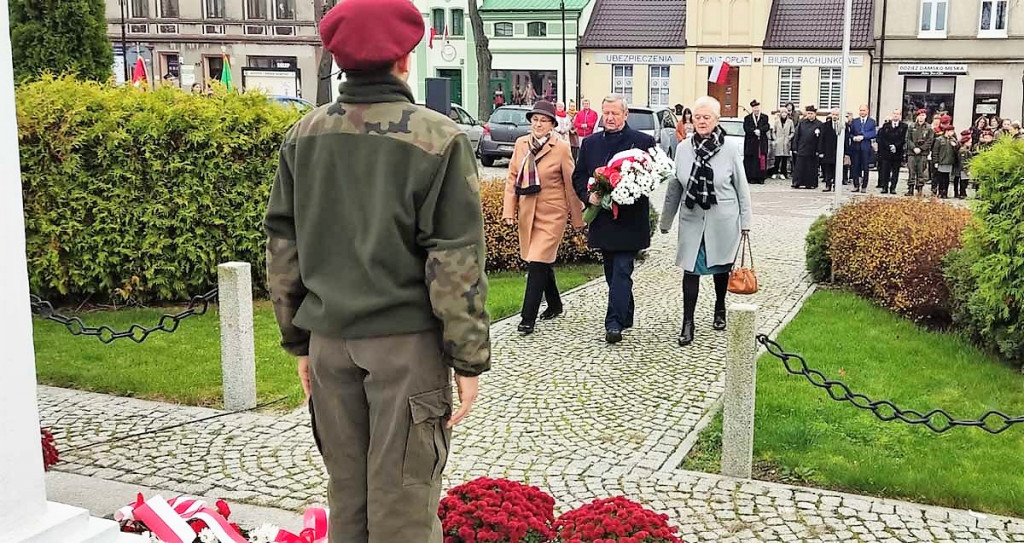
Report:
263,0,489,540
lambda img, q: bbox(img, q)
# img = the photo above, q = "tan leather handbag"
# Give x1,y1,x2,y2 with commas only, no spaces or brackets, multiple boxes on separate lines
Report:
728,232,759,295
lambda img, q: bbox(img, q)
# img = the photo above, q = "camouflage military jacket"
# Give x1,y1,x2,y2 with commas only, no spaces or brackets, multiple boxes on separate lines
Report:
264,74,491,376
905,123,935,158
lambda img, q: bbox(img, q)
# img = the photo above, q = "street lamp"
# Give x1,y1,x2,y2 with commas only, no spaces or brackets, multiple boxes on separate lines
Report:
560,0,566,105
118,0,129,82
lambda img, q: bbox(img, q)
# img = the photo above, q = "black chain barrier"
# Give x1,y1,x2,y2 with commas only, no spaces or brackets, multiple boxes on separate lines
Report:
756,334,1024,434
30,289,218,344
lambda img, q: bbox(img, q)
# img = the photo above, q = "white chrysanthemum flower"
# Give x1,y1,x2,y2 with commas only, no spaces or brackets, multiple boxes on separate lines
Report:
198,528,218,543
611,184,636,205
248,524,281,543
142,532,162,543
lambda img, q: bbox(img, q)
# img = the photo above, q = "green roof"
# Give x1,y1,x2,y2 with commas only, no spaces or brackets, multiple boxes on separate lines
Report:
480,0,589,11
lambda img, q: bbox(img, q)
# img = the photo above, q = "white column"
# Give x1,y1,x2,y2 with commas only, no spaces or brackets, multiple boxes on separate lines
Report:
0,0,141,538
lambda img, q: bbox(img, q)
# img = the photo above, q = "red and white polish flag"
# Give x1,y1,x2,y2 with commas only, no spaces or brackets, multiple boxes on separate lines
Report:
708,59,731,85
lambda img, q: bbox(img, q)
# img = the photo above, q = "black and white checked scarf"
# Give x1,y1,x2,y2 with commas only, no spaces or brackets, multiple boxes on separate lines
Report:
685,125,726,210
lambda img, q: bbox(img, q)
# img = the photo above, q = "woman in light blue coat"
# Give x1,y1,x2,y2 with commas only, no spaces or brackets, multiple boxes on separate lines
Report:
660,96,754,347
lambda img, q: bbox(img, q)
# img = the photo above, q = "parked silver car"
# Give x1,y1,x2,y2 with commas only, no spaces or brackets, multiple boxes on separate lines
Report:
596,106,679,157
717,117,776,177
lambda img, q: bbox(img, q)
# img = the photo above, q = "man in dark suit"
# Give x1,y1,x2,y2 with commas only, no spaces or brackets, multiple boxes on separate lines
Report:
849,104,877,193
743,100,771,184
572,94,656,344
876,108,908,194
819,108,841,192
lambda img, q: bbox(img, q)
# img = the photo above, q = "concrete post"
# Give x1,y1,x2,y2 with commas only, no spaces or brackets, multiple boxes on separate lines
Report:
721,303,759,479
218,262,257,411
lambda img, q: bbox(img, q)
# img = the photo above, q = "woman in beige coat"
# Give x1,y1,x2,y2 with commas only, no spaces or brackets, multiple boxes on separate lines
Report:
503,100,584,335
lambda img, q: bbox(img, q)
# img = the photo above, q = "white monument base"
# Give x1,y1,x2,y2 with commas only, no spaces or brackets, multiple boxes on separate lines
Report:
4,501,143,543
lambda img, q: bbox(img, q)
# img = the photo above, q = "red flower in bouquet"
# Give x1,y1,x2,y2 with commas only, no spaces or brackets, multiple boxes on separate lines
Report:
41,428,59,471
438,477,556,543
554,496,684,543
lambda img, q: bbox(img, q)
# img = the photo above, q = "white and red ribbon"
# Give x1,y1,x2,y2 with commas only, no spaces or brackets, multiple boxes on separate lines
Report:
274,508,329,543
116,494,246,543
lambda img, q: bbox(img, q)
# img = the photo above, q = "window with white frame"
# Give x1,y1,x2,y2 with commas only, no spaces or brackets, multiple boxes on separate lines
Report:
818,68,842,110
527,22,546,37
245,0,266,19
494,22,513,37
205,0,224,18
158,0,178,18
431,9,445,34
649,65,670,107
274,0,295,20
979,0,1008,36
130,0,149,18
778,67,801,107
919,0,948,37
612,65,633,106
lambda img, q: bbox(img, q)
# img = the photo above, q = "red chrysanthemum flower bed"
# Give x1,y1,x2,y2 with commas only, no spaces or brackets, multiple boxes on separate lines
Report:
439,477,556,543
41,428,59,471
553,496,684,543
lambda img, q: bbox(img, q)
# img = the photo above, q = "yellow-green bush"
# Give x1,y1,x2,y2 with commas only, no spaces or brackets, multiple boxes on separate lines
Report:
479,179,598,271
828,197,970,322
18,76,302,303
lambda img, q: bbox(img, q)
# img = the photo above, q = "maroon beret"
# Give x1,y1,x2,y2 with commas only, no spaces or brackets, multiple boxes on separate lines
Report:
320,0,424,71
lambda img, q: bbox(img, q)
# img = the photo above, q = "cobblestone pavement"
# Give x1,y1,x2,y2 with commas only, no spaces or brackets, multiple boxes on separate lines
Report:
39,176,1024,541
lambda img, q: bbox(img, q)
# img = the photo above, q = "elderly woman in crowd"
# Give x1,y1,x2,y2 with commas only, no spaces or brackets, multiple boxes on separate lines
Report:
660,96,754,347
503,100,584,335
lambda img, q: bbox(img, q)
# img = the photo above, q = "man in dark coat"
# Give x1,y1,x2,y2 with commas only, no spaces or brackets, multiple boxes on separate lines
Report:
819,108,841,192
743,100,770,184
849,104,877,193
572,94,656,344
876,108,908,194
791,106,823,189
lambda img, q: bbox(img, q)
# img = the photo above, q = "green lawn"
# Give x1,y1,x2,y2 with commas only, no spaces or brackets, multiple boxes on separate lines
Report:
33,264,602,409
683,289,1024,517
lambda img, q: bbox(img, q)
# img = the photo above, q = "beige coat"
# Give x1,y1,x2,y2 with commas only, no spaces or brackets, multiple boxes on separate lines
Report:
502,135,584,263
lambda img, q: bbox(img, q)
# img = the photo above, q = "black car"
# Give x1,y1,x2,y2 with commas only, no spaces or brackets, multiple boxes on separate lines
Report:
477,106,532,167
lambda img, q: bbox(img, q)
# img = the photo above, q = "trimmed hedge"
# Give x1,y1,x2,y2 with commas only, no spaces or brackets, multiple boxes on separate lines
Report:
827,197,970,323
479,178,598,271
805,214,831,283
945,137,1024,364
18,76,302,303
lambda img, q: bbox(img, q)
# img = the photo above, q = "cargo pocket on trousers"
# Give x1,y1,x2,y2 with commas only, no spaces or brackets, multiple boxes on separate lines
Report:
403,388,452,486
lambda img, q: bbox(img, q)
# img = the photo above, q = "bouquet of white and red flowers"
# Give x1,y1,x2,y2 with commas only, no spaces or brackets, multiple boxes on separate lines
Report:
583,147,675,224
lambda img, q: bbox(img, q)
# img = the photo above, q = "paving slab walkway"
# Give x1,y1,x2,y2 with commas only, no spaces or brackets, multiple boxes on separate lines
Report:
39,179,1024,542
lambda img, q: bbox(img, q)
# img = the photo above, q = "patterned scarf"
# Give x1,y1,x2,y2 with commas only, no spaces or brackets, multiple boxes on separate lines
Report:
515,136,548,196
685,125,726,210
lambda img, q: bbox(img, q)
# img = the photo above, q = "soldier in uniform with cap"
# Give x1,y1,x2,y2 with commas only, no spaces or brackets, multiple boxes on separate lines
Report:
904,109,934,196
263,0,490,540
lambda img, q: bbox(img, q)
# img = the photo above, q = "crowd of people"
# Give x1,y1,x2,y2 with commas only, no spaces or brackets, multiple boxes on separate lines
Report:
741,101,1023,198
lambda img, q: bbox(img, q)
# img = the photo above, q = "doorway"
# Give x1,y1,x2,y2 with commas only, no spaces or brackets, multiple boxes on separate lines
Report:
437,69,463,106
708,65,740,117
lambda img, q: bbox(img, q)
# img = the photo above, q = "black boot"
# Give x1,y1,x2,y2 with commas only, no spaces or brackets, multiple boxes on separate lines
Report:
539,264,562,320
680,274,700,346
518,263,547,334
678,320,695,346
713,273,728,331
713,310,727,331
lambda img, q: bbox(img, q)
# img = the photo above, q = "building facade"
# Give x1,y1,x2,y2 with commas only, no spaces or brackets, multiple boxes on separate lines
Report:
106,0,321,98
480,0,589,110
413,0,475,112
579,0,873,118
872,0,1024,128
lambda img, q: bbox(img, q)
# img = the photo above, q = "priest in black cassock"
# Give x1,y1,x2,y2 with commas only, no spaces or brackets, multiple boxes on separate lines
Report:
742,100,771,184
791,106,824,189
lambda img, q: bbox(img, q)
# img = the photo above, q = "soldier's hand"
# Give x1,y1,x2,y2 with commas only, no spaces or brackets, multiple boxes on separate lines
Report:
589,193,601,205
449,374,479,428
297,356,311,398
